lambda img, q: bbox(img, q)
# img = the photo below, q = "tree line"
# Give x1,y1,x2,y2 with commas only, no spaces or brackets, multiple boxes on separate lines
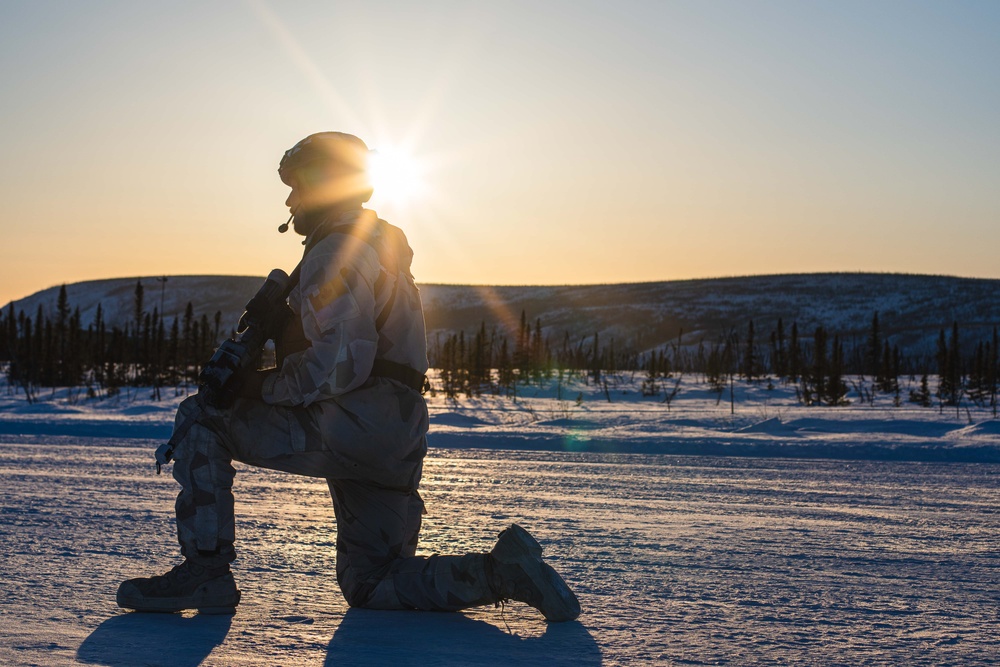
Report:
428,311,998,413
2,285,998,413
1,282,223,402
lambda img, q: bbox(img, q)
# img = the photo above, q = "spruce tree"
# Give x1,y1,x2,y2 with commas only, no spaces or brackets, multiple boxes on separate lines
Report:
132,281,145,385
67,306,82,387
42,315,55,389
788,322,801,383
877,339,894,393
936,328,952,408
642,352,659,396
153,314,166,399
168,317,180,389
607,337,616,377
93,303,105,387
807,327,828,406
826,333,848,406
742,320,756,381
515,310,528,378
23,313,35,390
866,312,881,378
55,285,70,384
891,345,902,402
532,318,544,381
497,337,513,396
967,342,985,406
3,305,14,358
33,305,48,387
771,318,787,380
591,332,601,384
910,373,932,407
182,302,194,386
471,321,488,392
458,330,468,395
947,322,962,406
706,343,725,393
199,313,211,364
991,327,999,416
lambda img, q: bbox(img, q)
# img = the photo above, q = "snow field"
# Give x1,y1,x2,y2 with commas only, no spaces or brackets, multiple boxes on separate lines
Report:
1,438,998,665
0,373,998,665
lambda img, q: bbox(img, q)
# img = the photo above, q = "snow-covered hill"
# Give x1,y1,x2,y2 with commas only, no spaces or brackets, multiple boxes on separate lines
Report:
7,273,1000,353
4,275,264,336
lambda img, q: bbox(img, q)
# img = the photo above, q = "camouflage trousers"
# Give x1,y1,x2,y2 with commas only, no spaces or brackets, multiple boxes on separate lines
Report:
169,381,495,611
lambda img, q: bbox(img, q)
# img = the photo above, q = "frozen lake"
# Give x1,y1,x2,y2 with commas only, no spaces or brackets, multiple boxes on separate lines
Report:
0,433,997,666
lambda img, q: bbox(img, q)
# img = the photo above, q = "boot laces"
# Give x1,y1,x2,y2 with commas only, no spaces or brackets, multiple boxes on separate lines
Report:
151,561,206,590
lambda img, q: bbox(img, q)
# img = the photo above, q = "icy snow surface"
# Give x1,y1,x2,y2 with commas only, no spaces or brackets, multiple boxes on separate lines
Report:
1,376,998,665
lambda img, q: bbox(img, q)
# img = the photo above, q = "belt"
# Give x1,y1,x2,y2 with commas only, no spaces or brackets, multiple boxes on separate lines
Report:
369,359,426,392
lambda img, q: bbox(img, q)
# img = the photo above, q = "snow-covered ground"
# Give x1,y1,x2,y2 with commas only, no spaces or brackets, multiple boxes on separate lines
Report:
1,375,998,665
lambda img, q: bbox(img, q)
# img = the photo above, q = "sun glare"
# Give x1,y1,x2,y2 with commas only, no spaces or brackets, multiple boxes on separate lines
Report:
368,146,426,207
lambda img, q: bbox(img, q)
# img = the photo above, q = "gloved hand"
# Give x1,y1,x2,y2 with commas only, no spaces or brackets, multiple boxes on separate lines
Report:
233,369,277,400
275,307,309,366
154,441,175,474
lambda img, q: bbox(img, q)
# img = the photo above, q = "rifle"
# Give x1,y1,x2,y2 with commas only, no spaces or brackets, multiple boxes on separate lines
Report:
154,266,300,473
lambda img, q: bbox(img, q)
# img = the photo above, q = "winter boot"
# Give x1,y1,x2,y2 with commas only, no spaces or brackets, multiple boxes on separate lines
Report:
486,524,581,622
117,561,241,614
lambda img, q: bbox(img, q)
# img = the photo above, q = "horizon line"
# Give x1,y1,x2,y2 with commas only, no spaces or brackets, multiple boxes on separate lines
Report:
8,269,1000,308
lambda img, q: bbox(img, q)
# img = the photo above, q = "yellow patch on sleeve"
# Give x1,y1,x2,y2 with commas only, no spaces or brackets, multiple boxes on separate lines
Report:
308,275,349,312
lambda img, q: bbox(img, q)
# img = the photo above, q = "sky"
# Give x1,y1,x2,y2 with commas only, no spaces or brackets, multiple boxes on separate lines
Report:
1,0,999,307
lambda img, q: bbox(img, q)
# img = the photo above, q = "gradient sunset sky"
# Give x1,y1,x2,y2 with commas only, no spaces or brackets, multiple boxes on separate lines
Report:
1,0,998,306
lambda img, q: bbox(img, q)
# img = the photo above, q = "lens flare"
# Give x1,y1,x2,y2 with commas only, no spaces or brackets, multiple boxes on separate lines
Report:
368,146,426,207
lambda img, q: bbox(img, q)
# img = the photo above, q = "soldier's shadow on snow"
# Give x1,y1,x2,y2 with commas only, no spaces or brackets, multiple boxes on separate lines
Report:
76,612,232,667
325,607,602,666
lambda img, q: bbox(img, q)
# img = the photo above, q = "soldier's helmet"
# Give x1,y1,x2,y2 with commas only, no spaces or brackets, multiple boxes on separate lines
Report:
278,132,373,203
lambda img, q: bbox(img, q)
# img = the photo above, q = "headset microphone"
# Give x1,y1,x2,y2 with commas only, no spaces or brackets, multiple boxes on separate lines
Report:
278,212,293,234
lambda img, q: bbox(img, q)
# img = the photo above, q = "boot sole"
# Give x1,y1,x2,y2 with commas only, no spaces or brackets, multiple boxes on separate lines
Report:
117,581,241,615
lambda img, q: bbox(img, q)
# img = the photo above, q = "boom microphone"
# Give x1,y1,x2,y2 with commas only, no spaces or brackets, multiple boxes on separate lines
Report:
278,213,293,234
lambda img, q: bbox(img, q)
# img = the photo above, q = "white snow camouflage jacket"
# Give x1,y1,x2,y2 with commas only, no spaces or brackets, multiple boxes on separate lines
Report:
261,209,429,407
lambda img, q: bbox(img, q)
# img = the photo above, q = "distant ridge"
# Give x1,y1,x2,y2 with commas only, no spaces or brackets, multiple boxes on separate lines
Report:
7,273,1000,353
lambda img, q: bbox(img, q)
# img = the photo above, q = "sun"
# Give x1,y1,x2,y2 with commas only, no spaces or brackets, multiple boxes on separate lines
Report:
368,145,427,207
